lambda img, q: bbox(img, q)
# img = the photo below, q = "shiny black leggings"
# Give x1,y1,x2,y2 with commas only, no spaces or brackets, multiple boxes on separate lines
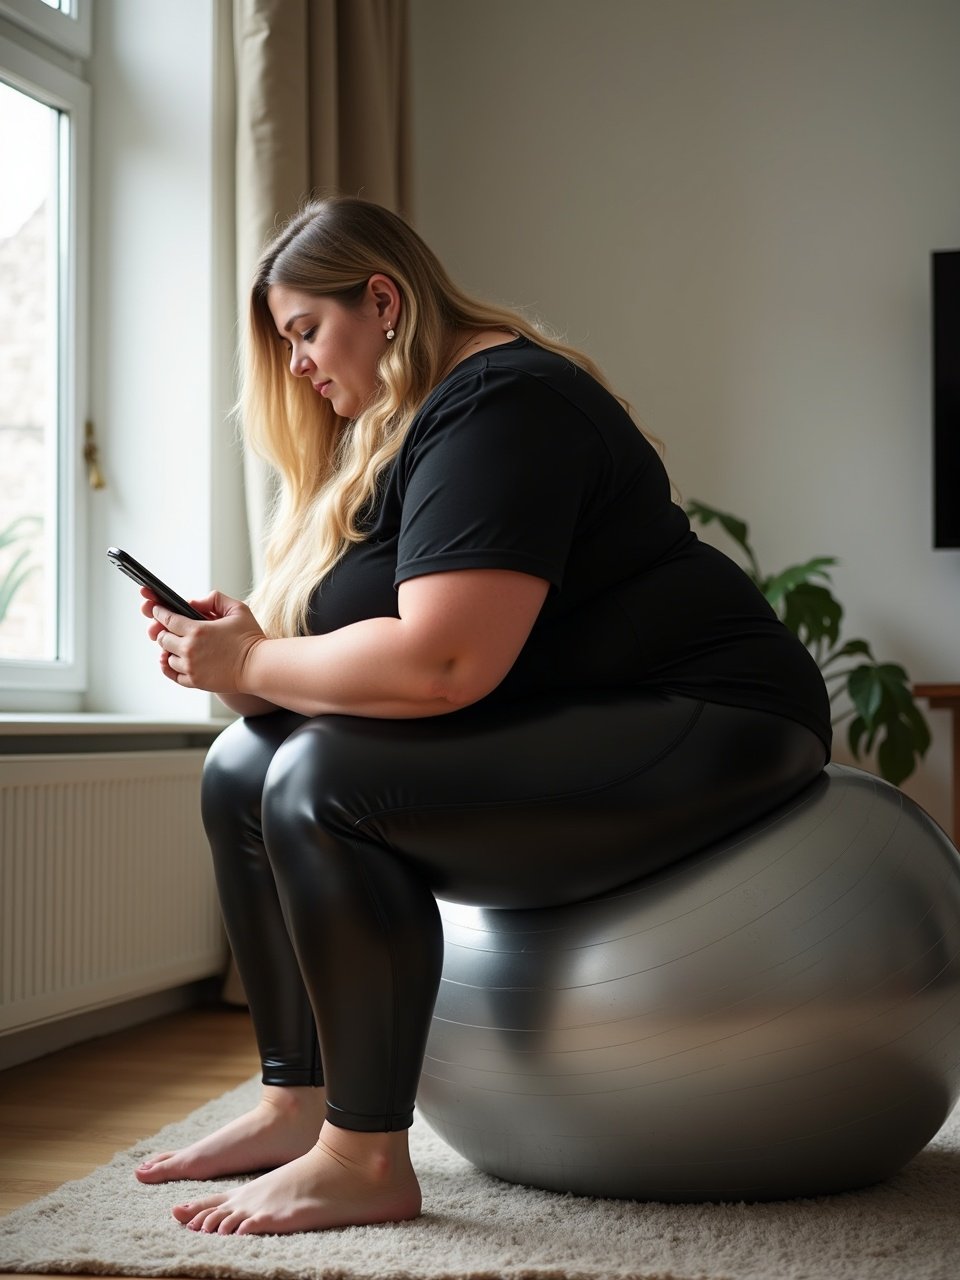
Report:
200,693,826,1132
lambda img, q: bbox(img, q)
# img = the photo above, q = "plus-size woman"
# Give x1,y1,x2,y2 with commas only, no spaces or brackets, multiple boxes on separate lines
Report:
132,196,830,1235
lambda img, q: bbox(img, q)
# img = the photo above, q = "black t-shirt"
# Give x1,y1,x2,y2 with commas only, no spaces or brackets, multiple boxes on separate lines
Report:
307,337,832,751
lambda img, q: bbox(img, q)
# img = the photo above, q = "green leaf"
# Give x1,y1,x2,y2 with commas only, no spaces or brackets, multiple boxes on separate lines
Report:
685,500,761,582
848,714,869,759
875,661,909,684
843,662,931,784
0,551,38,624
687,496,931,786
762,557,837,609
0,514,42,553
781,583,843,649
877,734,915,786
848,665,885,725
821,638,874,669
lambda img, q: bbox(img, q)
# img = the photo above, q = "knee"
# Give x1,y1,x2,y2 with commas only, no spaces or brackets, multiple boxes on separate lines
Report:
260,719,363,862
200,713,298,836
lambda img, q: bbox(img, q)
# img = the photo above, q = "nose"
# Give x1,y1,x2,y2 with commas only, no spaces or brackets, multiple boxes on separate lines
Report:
289,347,315,378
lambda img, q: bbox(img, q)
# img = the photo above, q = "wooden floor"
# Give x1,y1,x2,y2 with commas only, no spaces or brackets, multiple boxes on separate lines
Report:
0,1004,259,1279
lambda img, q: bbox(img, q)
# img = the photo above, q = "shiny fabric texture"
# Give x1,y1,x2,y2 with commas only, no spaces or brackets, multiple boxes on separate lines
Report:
200,693,827,1132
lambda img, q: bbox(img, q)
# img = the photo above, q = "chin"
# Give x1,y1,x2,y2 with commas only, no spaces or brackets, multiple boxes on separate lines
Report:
326,393,356,418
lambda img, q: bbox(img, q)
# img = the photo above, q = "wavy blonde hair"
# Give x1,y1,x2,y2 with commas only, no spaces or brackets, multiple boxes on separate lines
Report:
242,196,665,637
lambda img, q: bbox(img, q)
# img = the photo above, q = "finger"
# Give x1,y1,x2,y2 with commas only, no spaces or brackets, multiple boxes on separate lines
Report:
161,650,193,688
192,590,249,619
191,590,224,615
159,656,180,685
152,605,191,635
158,639,185,674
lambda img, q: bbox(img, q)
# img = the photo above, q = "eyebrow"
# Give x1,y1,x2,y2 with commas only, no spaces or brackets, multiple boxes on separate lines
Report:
281,311,312,334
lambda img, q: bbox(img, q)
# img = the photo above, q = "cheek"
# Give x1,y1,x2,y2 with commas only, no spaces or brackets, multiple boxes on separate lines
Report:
351,337,385,390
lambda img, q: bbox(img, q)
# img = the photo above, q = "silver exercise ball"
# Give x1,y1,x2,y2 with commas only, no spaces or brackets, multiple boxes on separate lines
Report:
417,765,960,1201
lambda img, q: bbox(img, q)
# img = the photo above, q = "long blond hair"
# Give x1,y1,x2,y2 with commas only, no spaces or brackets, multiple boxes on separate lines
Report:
241,196,663,637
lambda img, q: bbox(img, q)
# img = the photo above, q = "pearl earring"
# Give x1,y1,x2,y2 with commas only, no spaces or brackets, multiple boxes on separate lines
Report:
385,327,396,341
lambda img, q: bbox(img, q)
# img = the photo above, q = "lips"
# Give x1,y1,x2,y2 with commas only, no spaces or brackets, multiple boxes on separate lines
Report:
313,380,332,396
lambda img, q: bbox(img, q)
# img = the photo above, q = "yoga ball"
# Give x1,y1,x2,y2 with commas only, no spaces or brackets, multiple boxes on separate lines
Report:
417,765,960,1201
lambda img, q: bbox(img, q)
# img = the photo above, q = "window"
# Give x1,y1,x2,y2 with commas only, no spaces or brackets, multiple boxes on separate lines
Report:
0,5,89,704
0,1,91,60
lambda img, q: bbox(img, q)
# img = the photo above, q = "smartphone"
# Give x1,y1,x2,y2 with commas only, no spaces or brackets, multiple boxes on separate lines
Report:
106,547,205,620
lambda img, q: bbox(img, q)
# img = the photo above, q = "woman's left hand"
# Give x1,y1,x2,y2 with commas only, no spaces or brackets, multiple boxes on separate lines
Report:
142,589,266,693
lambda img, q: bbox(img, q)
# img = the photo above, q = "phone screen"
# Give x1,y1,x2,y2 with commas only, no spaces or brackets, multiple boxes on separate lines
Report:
106,547,205,620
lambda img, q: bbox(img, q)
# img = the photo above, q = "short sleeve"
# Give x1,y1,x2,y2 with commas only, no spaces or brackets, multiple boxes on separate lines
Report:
393,365,603,590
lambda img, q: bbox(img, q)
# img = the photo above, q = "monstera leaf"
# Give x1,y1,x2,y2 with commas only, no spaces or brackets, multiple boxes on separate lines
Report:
847,663,932,786
686,500,929,785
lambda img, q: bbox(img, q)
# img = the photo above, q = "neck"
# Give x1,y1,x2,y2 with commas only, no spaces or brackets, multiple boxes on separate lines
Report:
441,328,483,376
441,326,517,379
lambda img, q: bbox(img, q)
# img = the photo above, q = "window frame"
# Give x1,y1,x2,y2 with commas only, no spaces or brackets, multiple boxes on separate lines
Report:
0,0,91,61
0,24,90,702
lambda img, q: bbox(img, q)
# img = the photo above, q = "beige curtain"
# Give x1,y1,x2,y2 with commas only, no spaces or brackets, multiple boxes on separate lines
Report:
234,0,411,581
222,0,410,1006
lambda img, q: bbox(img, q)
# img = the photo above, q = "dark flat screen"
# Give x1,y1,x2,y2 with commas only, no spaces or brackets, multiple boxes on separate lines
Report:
934,249,960,548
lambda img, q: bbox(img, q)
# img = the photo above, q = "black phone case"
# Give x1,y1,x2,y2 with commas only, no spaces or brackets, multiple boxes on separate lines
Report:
107,547,205,620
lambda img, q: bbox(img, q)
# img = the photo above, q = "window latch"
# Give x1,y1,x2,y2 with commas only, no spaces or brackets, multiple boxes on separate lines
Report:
83,420,106,490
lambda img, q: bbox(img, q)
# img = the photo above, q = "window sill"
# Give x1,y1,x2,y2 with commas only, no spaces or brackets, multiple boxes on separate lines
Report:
0,712,232,754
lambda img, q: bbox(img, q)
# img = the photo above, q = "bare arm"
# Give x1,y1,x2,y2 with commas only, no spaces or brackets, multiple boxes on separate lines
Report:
153,569,550,719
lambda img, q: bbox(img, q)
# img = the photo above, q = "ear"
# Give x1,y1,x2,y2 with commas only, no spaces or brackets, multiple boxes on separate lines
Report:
366,273,401,324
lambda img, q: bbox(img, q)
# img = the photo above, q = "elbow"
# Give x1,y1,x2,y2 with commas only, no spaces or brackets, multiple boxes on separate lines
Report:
427,656,503,712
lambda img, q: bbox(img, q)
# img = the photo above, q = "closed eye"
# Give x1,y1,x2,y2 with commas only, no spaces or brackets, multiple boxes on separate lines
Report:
300,326,317,342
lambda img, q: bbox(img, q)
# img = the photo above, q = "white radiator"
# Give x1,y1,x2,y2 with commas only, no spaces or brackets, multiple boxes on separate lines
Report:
0,750,227,1036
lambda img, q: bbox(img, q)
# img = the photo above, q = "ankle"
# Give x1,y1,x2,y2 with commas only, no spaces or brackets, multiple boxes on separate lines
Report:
318,1121,412,1180
261,1084,326,1118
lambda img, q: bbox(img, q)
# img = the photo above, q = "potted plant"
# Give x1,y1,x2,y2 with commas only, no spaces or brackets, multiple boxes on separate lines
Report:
686,500,930,786
0,515,41,627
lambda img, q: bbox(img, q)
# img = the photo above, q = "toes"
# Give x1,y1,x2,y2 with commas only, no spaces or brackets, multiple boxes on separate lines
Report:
217,1210,247,1235
236,1214,269,1236
137,1153,200,1185
187,1209,218,1232
173,1194,228,1228
136,1153,176,1182
200,1205,234,1234
137,1151,173,1171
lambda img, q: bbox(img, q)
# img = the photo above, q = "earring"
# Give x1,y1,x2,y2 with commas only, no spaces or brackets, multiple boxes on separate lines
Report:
385,327,396,341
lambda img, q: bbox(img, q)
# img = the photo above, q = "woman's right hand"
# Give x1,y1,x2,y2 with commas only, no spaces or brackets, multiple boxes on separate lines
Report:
139,587,281,716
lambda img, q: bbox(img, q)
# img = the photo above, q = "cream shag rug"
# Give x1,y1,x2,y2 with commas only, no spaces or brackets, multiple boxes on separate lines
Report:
1,1077,959,1280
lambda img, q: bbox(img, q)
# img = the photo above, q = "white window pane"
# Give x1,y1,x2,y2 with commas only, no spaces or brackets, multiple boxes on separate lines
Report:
0,78,60,661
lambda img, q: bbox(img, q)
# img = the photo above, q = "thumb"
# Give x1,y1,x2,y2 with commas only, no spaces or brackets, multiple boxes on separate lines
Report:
190,589,242,619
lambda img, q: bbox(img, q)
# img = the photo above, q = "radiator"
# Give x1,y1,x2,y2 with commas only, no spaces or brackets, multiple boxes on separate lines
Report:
0,750,227,1036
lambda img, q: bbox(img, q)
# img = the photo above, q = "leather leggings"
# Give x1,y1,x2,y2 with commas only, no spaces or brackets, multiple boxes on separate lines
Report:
200,692,827,1132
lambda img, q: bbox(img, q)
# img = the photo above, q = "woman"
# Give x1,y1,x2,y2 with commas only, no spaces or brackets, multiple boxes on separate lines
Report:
133,196,831,1235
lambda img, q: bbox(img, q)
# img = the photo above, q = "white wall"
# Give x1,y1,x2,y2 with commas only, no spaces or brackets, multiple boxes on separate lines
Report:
410,0,960,830
86,0,248,718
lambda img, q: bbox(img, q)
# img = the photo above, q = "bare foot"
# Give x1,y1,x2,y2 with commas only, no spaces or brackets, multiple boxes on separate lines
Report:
170,1121,421,1234
135,1085,326,1184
